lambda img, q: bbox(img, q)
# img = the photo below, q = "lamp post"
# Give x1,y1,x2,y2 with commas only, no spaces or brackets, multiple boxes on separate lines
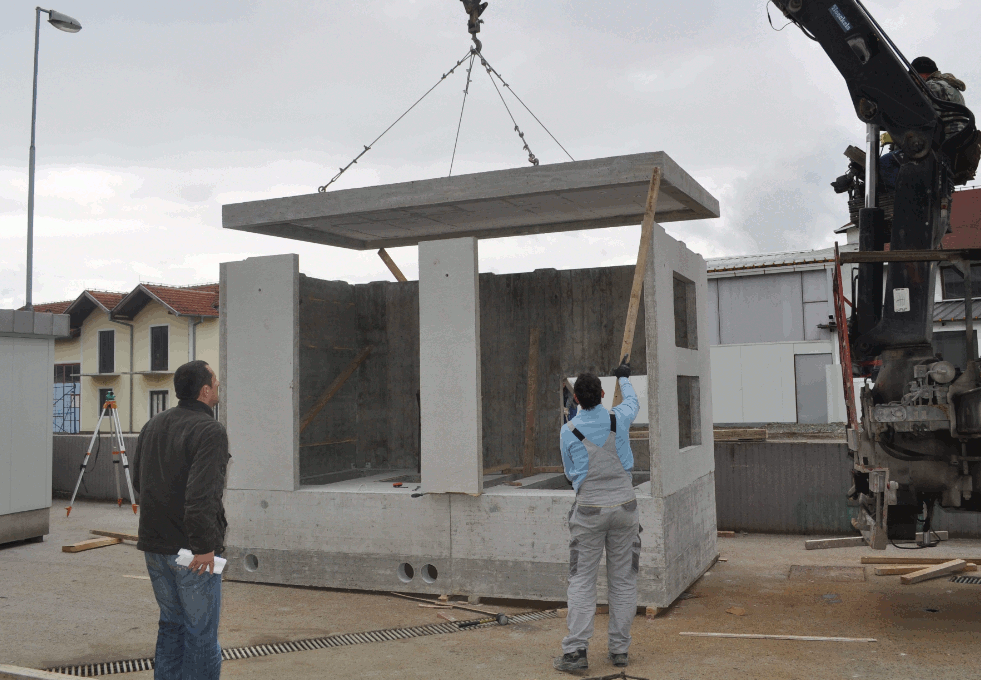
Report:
25,7,81,310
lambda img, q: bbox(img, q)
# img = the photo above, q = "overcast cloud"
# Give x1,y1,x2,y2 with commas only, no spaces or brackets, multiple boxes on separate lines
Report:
0,0,978,307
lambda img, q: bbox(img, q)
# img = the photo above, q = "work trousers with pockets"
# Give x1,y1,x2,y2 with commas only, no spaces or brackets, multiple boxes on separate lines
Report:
145,552,223,680
562,501,641,655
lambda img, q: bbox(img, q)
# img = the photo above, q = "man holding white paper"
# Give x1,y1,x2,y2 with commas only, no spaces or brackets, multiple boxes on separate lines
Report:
132,360,230,680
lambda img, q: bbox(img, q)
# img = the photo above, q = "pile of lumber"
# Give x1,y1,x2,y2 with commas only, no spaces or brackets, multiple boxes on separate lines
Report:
863,556,980,584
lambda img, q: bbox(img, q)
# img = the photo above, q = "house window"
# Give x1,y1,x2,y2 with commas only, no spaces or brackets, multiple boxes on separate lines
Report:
150,390,169,417
150,326,169,371
677,375,701,449
54,363,80,383
97,388,113,416
98,330,115,374
674,273,698,350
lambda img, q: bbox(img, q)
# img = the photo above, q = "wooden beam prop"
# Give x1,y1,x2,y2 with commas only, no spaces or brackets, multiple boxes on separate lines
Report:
613,167,662,407
714,428,767,442
900,559,967,585
680,632,876,643
861,556,980,565
522,328,541,477
377,248,408,282
62,537,121,553
875,563,976,576
299,346,373,433
90,530,139,542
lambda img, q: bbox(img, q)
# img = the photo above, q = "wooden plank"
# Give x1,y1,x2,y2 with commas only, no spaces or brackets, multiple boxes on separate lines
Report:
717,531,737,538
483,464,511,475
377,248,408,282
522,328,541,476
861,556,981,565
613,167,662,407
714,428,767,442
0,663,75,680
875,563,977,576
680,632,876,643
62,537,122,553
804,537,866,550
901,559,967,584
90,529,139,542
299,345,373,434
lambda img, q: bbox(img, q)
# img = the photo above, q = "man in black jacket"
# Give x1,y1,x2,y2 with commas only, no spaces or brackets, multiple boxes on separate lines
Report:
133,360,230,680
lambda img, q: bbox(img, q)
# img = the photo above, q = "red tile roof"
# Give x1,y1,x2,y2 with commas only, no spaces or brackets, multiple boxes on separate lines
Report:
88,291,126,310
24,300,73,314
142,284,219,317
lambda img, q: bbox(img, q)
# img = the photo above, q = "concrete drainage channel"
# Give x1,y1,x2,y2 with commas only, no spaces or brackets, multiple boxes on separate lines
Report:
44,610,558,677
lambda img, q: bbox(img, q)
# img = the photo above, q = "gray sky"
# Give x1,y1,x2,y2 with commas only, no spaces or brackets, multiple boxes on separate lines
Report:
0,0,978,307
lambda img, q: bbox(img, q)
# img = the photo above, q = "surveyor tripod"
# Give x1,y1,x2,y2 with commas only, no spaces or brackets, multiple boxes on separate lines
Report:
66,390,138,517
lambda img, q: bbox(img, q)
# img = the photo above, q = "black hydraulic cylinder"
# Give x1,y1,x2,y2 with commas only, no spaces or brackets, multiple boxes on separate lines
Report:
856,206,885,339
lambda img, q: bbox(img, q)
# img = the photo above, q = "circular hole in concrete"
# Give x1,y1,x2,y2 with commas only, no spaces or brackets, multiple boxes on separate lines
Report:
260,500,268,509
397,562,415,582
245,554,259,572
422,564,438,584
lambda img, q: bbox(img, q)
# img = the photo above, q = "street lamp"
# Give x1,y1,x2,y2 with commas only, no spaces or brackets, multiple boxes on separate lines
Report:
25,7,82,310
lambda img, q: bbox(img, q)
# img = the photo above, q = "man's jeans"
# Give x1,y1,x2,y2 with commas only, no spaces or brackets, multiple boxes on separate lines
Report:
144,552,223,680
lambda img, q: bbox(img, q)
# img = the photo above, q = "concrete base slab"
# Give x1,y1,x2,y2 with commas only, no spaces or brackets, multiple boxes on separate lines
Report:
0,508,48,545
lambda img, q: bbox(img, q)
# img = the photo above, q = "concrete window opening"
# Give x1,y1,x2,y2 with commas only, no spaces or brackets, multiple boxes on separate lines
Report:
397,563,415,583
244,554,259,572
677,376,701,449
98,329,114,374
421,564,439,584
673,273,698,350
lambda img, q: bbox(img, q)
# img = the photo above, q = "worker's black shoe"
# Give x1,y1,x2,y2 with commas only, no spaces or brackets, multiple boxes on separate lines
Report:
608,651,629,667
553,648,588,672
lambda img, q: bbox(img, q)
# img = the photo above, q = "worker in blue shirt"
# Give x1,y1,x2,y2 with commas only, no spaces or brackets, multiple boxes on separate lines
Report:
553,359,640,673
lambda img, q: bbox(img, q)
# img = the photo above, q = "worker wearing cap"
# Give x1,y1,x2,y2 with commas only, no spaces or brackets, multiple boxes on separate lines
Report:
880,56,970,191
553,359,640,673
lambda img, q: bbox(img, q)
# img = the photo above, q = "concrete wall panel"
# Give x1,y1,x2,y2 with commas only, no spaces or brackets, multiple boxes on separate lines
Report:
223,254,299,492
419,238,482,495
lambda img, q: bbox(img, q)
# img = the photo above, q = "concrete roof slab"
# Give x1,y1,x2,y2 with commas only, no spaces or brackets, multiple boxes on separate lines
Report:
222,152,720,250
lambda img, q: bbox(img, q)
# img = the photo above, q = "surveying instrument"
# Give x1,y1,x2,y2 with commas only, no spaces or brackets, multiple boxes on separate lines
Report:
66,389,138,517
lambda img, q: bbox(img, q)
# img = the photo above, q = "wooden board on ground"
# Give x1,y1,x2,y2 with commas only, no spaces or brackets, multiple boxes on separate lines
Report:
62,537,121,553
713,428,767,442
875,563,977,576
680,632,876,643
805,536,866,550
717,531,736,538
901,559,967,585
861,556,980,566
90,529,139,542
436,612,457,622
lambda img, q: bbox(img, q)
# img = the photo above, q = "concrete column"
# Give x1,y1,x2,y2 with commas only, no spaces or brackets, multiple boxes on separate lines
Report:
221,254,299,492
419,238,482,494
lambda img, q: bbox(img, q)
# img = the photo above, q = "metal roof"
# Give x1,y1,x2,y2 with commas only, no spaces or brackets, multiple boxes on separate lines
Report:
934,298,981,323
706,244,857,275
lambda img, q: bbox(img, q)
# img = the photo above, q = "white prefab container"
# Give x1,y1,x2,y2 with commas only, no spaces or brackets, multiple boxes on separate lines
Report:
0,310,70,544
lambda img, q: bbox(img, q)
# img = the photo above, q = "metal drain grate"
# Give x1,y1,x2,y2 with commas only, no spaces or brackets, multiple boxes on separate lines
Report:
950,575,981,585
45,610,556,676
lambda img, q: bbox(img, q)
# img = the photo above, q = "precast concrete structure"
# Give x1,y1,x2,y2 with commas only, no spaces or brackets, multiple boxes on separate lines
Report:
0,310,70,544
219,154,719,607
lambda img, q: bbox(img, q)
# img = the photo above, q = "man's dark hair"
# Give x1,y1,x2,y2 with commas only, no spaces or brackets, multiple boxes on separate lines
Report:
574,373,603,410
911,56,938,75
174,360,212,400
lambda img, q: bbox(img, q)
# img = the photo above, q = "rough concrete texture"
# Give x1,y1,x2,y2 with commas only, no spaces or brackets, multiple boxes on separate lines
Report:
6,502,981,679
222,152,720,250
297,264,649,475
419,238,482,494
222,229,715,607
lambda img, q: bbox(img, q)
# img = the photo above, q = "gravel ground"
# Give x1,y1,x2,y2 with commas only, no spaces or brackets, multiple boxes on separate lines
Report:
3,500,981,678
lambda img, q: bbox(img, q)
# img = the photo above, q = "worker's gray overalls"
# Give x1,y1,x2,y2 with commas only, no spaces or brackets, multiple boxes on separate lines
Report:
562,413,641,655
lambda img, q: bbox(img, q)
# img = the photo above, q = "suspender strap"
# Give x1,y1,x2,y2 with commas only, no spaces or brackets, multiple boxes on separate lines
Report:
566,414,617,442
